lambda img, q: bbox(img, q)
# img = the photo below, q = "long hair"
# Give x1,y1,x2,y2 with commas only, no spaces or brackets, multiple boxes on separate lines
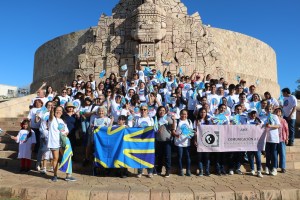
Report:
20,119,32,140
156,106,166,119
196,107,210,125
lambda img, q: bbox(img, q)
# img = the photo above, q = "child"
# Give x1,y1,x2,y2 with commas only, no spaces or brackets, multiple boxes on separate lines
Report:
11,119,36,172
274,107,289,173
173,109,194,176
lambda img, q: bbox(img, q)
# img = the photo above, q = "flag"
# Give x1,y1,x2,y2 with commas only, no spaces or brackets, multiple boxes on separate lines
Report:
231,114,241,125
94,126,155,168
156,70,165,83
121,64,127,71
236,75,241,82
212,114,228,125
180,125,195,139
99,70,106,78
144,67,153,77
154,116,158,132
59,138,73,173
179,67,184,76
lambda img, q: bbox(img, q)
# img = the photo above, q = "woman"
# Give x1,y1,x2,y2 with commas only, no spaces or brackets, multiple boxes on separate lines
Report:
121,99,134,127
48,106,76,182
173,109,193,176
63,102,80,151
45,86,56,102
264,92,279,108
58,89,70,107
96,82,105,96
135,105,154,178
155,106,175,177
195,108,211,176
27,99,43,153
263,105,280,176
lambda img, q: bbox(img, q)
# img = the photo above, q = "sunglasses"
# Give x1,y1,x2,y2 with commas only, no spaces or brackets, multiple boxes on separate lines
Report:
141,109,148,111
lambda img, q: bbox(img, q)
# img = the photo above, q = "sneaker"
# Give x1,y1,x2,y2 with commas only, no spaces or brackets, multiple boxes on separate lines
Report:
257,171,263,178
137,174,142,178
186,170,191,176
198,170,204,177
51,176,58,182
229,170,234,175
148,173,153,178
65,176,77,182
40,168,47,174
205,171,210,177
165,171,170,178
281,169,286,173
48,167,54,172
235,169,243,175
36,165,41,171
178,171,184,176
271,168,277,176
216,171,221,176
250,170,255,176
265,167,269,175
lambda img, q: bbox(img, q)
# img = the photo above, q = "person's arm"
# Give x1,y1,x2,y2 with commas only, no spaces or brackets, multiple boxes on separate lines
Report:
288,106,296,120
36,82,47,93
190,71,196,80
163,68,168,78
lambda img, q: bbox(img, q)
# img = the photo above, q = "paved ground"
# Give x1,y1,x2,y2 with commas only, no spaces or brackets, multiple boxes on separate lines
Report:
1,167,300,200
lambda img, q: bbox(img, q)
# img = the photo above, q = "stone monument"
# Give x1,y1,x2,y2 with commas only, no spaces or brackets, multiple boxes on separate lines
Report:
31,0,280,96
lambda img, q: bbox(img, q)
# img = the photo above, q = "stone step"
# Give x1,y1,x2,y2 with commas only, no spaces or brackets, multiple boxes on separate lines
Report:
0,150,17,159
286,146,300,153
0,143,18,151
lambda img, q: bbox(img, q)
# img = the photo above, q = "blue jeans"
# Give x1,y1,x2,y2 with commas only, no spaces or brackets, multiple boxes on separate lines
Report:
177,146,191,172
247,151,261,171
284,117,296,144
265,142,278,170
156,141,172,173
277,142,286,169
197,152,210,173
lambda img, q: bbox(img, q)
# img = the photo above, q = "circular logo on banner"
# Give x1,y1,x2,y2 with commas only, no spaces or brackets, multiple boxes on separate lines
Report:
201,131,219,147
283,100,289,107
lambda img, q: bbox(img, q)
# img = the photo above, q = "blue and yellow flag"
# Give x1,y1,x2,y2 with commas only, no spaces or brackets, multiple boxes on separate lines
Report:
59,138,73,174
93,126,155,168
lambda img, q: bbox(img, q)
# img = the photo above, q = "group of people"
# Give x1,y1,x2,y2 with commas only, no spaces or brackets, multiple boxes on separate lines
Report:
12,64,298,181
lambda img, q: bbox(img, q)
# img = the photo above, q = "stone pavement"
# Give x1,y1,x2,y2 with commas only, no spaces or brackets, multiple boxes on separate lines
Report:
1,168,300,200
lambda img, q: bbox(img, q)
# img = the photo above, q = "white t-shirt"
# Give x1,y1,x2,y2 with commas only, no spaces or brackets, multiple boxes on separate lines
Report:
58,96,70,107
207,93,221,113
174,119,194,147
137,70,145,82
138,88,146,102
111,100,122,122
30,97,49,107
91,116,111,128
27,107,42,129
48,118,69,149
38,111,50,139
283,95,297,119
134,116,154,128
16,129,36,159
187,90,196,110
267,97,279,108
226,94,239,108
262,114,280,143
72,99,81,113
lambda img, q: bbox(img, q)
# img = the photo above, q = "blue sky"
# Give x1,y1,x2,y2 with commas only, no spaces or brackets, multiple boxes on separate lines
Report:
0,0,299,92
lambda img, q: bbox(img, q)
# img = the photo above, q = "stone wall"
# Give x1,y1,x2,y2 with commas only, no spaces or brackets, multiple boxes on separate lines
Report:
31,26,280,97
30,29,93,92
208,27,280,97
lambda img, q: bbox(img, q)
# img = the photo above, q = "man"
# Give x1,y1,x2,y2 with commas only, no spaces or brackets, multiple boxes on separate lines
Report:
282,88,297,146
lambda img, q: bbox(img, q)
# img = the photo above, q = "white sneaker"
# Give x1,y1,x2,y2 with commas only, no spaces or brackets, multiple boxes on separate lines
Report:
229,170,234,175
48,167,54,172
257,171,263,178
265,167,269,175
40,168,47,174
271,168,277,176
36,165,41,171
137,174,142,178
148,173,153,178
250,170,255,176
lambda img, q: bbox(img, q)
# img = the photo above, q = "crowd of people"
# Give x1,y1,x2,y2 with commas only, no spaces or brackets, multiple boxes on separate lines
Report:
12,64,298,181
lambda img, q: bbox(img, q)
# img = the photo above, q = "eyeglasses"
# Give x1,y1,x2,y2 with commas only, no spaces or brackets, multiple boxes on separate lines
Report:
141,109,148,111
